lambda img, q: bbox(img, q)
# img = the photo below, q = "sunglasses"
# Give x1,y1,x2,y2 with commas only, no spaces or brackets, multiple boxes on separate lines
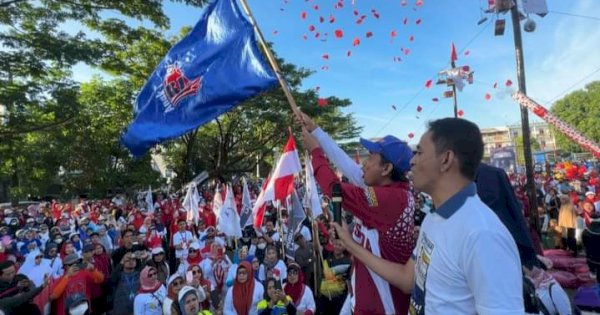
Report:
189,249,198,253
192,270,201,275
148,272,157,277
172,280,184,286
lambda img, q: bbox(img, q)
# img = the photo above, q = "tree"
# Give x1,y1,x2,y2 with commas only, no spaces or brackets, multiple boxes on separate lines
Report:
550,81,600,153
0,0,208,201
514,135,541,165
162,58,362,188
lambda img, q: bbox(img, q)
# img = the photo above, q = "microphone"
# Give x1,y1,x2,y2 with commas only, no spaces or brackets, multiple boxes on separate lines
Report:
332,183,343,225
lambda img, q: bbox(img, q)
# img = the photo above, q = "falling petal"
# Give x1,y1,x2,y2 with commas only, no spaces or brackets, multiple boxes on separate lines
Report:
334,29,344,38
464,50,470,56
322,53,329,60
309,25,316,32
417,105,423,112
403,17,408,25
353,37,361,46
366,31,373,38
404,48,411,55
320,16,325,23
272,30,278,35
313,4,319,10
353,9,359,16
302,34,308,40
505,79,513,87
416,0,423,6
391,30,397,37
425,79,432,89
409,35,414,42
301,11,307,19
485,93,492,100
408,132,414,139
347,50,352,57
432,97,439,102
392,105,397,110
458,109,464,117
416,18,422,24
329,14,336,23
493,82,497,88
321,65,329,70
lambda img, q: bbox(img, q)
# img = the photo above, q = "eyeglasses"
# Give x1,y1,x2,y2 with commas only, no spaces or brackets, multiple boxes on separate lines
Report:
192,270,200,275
172,280,184,286
288,270,299,275
148,272,157,277
189,249,198,253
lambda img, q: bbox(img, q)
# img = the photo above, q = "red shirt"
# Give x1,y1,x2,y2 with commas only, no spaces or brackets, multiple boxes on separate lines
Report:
311,148,414,315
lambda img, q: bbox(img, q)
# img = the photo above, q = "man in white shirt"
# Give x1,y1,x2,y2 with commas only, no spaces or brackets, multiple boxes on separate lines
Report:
332,118,524,315
172,219,194,264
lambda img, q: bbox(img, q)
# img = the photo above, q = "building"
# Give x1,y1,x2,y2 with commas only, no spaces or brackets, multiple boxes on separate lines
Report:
480,127,512,159
508,122,557,153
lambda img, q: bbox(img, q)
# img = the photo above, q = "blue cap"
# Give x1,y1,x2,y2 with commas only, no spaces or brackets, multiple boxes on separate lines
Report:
360,135,413,173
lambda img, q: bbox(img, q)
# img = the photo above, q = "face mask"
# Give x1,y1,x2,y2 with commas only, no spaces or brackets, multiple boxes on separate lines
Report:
54,238,63,244
69,303,89,315
257,243,266,250
242,237,250,243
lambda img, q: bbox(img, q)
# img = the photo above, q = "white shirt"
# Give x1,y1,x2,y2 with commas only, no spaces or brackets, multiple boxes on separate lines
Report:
258,260,287,282
223,280,264,315
133,285,167,315
299,225,312,242
410,183,524,315
173,230,194,259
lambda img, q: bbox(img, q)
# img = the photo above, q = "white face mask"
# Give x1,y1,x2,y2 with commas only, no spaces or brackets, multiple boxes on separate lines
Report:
69,303,89,315
257,243,266,250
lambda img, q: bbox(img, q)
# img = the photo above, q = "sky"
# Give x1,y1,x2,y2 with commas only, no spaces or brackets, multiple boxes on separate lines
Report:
74,0,600,144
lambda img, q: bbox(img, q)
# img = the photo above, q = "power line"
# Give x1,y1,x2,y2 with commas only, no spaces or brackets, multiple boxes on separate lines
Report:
374,20,492,136
549,10,600,22
545,64,600,105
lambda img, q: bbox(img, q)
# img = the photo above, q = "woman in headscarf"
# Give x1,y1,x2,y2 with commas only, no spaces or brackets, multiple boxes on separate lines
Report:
17,249,53,287
92,243,112,315
226,246,251,287
164,274,185,315
224,261,264,315
44,242,64,279
256,277,296,315
176,285,212,315
146,247,170,285
133,266,167,315
60,241,77,260
283,263,315,315
187,264,212,311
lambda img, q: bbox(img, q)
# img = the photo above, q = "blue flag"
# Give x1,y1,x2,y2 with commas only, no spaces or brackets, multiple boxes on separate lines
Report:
122,0,277,156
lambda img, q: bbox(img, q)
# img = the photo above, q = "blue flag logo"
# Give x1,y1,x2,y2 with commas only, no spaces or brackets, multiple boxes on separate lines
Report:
122,0,277,157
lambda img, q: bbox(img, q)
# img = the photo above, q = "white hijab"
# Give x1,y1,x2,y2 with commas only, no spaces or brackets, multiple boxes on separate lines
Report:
18,250,53,287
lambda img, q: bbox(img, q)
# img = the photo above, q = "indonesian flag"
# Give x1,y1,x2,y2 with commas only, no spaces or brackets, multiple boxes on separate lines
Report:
450,42,458,63
252,134,302,228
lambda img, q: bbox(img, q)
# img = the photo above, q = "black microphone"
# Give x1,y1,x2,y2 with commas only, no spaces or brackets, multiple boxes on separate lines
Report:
332,183,343,225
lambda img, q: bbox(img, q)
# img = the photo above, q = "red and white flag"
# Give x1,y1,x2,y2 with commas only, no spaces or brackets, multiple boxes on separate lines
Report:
450,42,458,63
252,134,302,228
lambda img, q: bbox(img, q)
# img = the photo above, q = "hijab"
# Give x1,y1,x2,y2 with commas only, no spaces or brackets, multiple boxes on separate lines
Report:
232,261,255,315
18,250,52,287
138,266,161,293
284,263,305,305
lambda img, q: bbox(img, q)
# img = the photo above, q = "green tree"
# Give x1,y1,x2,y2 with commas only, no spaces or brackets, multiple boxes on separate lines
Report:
0,0,207,201
514,135,541,165
550,81,600,153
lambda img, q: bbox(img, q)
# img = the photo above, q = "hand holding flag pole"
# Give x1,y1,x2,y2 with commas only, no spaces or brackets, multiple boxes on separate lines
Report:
238,0,302,118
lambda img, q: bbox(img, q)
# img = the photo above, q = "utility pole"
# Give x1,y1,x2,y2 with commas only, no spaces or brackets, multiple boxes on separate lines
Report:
451,60,459,118
510,4,539,231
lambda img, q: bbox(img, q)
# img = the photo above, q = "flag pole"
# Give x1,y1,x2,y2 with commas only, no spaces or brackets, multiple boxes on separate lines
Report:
238,0,302,117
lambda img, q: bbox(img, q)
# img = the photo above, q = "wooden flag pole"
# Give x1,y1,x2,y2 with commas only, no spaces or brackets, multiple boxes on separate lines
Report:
239,0,302,117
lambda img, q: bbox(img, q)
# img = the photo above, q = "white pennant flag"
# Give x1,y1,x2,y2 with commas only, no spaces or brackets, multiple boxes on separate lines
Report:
146,186,155,213
218,184,242,238
303,152,323,218
240,177,253,228
183,183,200,224
213,184,223,219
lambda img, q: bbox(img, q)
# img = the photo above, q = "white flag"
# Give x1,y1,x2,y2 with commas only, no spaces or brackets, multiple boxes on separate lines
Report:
183,183,200,224
146,186,155,213
303,153,323,218
213,184,223,219
240,178,253,228
218,184,242,238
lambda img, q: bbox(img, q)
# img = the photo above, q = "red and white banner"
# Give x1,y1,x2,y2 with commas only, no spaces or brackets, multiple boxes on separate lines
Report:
252,134,302,228
512,92,600,158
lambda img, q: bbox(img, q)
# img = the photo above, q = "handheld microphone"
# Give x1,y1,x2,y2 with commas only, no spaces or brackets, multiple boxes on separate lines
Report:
332,183,343,225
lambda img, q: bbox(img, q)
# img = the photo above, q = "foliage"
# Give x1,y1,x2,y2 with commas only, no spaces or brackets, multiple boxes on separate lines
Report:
514,135,540,165
550,81,600,154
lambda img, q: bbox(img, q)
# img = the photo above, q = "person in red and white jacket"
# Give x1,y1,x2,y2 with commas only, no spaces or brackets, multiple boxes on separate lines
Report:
298,112,415,315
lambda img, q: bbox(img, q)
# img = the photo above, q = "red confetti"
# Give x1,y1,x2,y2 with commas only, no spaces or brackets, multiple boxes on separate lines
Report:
318,98,328,107
403,17,408,25
366,31,373,38
392,105,397,110
458,109,464,117
356,15,366,24
302,34,308,40
347,50,352,57
308,25,315,32
320,16,325,23
485,93,492,100
417,105,423,112
272,30,278,35
416,0,424,6
301,11,307,19
408,132,414,139
391,30,397,38
416,19,422,25
353,37,361,46
329,15,335,23
313,5,319,10
353,10,359,16
372,9,380,19
432,98,439,102
321,66,329,71
493,82,498,89
425,79,433,89
322,54,329,60
314,32,320,38
334,29,343,38
404,48,411,55
409,35,414,42
464,50,470,56
505,79,513,87
401,0,408,6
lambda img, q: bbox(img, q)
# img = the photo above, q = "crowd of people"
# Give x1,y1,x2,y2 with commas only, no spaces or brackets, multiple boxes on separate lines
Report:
0,111,599,315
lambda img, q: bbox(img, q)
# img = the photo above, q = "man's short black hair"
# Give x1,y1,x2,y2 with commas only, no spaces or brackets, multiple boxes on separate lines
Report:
427,118,483,180
379,155,409,183
0,260,15,274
